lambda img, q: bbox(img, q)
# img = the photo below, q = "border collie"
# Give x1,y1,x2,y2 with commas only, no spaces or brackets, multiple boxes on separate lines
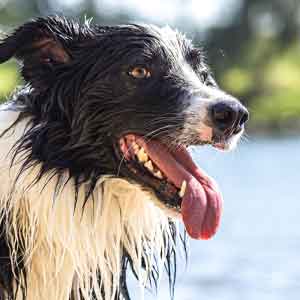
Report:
0,16,248,300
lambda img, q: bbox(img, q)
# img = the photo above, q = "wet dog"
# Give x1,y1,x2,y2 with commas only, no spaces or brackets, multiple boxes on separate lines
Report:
0,16,248,300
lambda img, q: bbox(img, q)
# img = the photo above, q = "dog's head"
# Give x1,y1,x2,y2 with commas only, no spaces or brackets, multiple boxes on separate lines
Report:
0,16,248,240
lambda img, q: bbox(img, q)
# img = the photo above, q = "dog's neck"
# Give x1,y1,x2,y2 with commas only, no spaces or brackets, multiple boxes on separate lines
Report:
0,107,177,300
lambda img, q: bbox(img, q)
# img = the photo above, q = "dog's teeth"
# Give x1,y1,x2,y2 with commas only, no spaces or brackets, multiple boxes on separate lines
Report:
178,180,187,198
137,147,148,162
154,170,163,179
144,160,153,172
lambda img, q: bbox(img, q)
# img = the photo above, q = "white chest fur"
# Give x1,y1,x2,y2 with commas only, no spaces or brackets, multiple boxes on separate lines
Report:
0,104,176,300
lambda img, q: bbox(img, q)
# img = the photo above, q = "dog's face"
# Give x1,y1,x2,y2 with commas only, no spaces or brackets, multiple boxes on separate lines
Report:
0,17,248,240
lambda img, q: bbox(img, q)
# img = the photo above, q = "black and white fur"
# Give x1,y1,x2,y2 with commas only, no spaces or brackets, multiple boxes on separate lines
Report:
0,16,248,300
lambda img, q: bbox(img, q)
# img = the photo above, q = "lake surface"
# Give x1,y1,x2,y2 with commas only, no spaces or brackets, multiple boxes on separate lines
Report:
130,136,300,300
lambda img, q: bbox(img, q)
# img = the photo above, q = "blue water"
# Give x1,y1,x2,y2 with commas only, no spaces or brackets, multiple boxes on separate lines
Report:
131,136,300,300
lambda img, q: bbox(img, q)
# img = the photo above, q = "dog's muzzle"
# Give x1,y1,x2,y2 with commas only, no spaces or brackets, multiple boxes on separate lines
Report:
210,100,249,134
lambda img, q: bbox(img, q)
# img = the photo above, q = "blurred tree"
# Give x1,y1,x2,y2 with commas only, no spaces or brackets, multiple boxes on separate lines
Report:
203,0,300,130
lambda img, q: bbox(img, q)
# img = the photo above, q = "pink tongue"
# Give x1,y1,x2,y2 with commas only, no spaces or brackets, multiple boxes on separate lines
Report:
136,138,223,240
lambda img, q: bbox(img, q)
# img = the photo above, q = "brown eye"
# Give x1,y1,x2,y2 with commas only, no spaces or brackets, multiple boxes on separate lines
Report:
129,67,151,79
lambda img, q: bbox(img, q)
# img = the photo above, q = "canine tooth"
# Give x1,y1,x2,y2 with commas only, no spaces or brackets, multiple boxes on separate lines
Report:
154,170,163,179
137,147,148,162
144,160,154,172
178,180,187,198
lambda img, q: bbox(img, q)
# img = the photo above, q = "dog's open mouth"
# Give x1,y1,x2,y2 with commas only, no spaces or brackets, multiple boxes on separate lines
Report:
117,134,223,240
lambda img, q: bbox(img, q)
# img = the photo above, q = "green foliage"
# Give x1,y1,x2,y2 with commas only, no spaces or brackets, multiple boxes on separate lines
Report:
265,44,300,89
222,68,254,95
251,89,300,122
0,61,20,102
220,39,300,130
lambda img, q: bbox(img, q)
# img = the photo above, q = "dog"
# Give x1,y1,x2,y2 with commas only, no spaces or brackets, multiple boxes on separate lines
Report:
0,16,248,300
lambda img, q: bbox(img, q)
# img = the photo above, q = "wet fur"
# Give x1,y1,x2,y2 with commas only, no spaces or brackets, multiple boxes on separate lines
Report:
0,106,182,299
0,17,195,300
0,16,240,300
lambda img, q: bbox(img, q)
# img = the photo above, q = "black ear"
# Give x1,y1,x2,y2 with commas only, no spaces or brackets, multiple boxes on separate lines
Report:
0,16,75,88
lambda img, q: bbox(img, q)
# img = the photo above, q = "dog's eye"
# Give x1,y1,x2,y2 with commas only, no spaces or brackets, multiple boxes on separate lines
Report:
129,67,151,79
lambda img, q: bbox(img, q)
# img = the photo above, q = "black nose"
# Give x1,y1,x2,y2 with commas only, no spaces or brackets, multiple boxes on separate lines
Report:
210,101,249,132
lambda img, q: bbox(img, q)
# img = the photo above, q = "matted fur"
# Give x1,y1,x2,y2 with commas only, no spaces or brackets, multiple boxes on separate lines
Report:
0,105,178,300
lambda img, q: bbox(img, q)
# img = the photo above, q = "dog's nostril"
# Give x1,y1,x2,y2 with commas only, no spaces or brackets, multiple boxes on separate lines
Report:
239,108,249,126
211,102,237,130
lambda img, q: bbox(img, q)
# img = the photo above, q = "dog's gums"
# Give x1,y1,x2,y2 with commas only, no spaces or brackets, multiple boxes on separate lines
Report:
118,134,223,240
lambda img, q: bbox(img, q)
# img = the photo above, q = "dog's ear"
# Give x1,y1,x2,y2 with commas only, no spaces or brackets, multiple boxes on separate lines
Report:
0,17,76,88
